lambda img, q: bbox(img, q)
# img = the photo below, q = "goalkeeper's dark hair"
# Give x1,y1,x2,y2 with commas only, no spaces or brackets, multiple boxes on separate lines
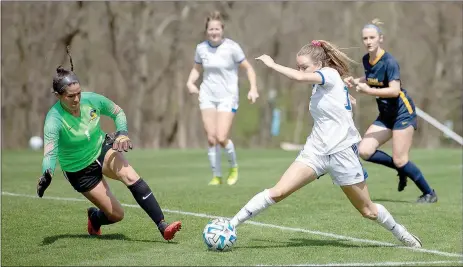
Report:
52,46,80,95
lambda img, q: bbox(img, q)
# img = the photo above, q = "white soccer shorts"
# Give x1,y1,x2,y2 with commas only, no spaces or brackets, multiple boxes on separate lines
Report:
295,143,368,186
199,96,239,113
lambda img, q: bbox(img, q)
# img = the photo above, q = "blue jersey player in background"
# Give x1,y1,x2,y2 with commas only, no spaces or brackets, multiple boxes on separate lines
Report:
345,19,437,203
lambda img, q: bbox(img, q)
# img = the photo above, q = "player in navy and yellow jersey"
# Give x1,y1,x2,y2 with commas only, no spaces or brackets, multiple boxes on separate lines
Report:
345,19,437,203
36,47,182,239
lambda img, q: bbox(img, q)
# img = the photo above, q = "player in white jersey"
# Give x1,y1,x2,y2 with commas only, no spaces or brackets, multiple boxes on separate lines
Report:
186,11,259,186
228,40,422,248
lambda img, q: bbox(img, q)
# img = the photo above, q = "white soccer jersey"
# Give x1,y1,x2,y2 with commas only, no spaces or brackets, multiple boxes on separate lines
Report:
304,67,361,155
194,38,246,101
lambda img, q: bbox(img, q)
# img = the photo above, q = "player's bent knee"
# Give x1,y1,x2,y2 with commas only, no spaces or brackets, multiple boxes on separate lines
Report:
216,136,228,147
358,151,371,160
358,145,374,160
123,175,139,186
207,135,217,146
117,168,140,186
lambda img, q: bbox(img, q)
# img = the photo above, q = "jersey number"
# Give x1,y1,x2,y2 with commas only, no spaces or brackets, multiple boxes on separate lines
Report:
344,86,352,111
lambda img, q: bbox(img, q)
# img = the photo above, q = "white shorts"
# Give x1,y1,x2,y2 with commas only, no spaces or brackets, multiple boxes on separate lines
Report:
295,143,368,186
199,96,239,113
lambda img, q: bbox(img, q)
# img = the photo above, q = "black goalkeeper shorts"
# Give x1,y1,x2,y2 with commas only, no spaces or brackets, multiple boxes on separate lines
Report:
63,134,114,193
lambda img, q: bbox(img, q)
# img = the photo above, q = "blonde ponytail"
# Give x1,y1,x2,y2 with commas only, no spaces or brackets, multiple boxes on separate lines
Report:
364,18,384,35
297,40,357,78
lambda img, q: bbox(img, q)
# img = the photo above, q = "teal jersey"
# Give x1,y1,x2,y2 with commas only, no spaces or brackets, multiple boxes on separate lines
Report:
42,92,128,174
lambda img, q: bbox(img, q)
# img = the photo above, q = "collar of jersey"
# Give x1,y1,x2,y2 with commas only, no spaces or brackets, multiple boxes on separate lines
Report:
207,38,225,48
369,49,385,66
58,101,82,118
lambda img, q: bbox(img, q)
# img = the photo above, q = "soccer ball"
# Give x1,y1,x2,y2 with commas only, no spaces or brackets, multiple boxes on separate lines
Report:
202,218,237,252
29,136,43,150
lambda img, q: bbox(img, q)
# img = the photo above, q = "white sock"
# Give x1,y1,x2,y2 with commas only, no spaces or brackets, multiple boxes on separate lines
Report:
215,144,222,177
230,189,275,227
225,139,238,168
207,146,220,177
375,203,399,233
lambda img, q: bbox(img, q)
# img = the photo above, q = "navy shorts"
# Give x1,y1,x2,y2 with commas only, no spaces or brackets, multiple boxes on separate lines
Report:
374,91,418,130
373,114,417,130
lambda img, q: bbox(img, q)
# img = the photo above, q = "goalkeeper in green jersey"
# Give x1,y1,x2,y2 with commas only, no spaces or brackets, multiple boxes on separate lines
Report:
36,47,181,241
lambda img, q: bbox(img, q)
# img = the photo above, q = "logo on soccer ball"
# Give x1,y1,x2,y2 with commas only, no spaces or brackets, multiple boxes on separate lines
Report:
202,218,237,252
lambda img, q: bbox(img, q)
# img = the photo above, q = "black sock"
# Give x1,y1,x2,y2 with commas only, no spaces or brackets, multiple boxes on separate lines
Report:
90,209,115,229
128,178,165,226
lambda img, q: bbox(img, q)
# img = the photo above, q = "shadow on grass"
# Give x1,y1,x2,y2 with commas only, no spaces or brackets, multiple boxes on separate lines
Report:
371,198,412,203
41,233,177,246
237,237,382,249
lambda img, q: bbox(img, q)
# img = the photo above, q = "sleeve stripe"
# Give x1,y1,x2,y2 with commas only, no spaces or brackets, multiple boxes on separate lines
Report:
44,143,54,156
237,57,245,64
111,105,122,115
314,70,325,85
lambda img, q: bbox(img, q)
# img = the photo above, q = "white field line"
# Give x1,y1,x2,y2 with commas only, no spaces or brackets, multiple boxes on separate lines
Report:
2,191,462,259
256,260,463,266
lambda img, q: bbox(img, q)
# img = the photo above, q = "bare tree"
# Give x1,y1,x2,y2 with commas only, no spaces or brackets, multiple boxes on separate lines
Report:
2,2,461,149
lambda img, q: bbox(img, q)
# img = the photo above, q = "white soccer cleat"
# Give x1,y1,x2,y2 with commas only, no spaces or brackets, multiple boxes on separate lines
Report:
393,224,422,248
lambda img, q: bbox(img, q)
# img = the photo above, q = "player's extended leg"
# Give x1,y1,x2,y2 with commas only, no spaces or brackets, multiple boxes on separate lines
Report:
216,111,238,185
358,124,407,191
341,181,422,247
201,108,222,185
230,161,317,227
392,126,437,203
82,178,124,236
102,149,181,240
358,124,393,164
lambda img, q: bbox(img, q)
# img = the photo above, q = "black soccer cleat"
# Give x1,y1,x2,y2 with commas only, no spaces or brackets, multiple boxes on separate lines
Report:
87,207,101,236
397,172,408,192
416,189,438,203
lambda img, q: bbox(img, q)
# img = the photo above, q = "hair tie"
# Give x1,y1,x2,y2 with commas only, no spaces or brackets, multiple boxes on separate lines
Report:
311,40,321,47
363,24,382,34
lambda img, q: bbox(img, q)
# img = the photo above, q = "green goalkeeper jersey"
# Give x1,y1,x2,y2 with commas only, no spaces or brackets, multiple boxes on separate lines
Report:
42,92,128,174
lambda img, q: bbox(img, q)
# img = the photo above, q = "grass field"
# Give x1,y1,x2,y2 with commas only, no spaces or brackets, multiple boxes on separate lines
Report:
2,148,462,266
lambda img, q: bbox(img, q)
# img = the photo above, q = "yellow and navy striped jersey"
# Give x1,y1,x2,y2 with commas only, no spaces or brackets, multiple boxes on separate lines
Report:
362,51,414,117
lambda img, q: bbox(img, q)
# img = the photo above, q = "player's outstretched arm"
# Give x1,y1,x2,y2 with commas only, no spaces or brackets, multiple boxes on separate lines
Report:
344,76,366,88
355,80,401,98
90,92,133,152
255,55,323,84
38,116,60,197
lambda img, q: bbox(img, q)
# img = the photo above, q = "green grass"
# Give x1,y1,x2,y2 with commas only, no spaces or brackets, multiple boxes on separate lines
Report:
2,148,462,266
